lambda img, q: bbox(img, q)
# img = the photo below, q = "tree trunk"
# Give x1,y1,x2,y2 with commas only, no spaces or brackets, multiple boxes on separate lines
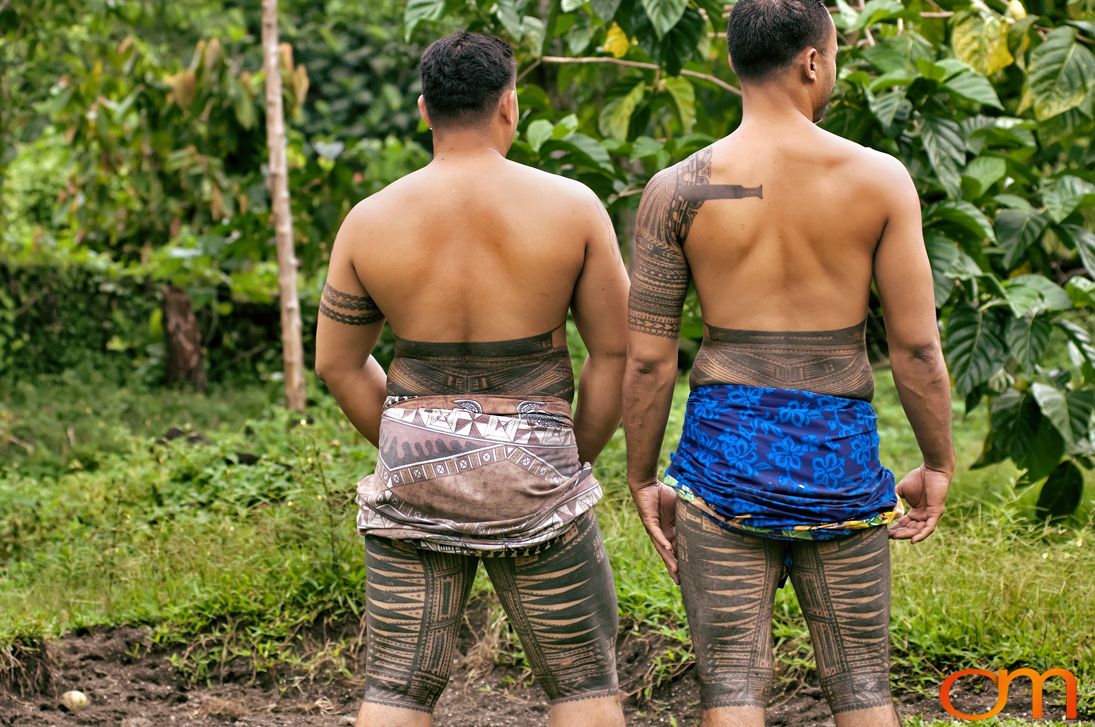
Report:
163,285,207,392
261,0,306,411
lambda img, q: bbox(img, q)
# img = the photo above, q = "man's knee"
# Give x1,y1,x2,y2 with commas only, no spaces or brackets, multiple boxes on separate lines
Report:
819,670,893,715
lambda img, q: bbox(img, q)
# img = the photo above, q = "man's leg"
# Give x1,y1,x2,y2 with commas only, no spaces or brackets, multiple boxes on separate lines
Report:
788,526,899,727
676,501,784,727
357,536,478,727
483,511,624,727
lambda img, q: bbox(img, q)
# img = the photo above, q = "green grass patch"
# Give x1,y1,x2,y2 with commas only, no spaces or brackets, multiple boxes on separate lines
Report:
1,364,1092,713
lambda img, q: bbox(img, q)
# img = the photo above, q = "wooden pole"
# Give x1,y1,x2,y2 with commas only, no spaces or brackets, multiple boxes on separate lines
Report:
261,0,306,411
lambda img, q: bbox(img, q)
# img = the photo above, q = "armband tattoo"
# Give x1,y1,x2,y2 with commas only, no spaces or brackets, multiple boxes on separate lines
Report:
319,283,384,326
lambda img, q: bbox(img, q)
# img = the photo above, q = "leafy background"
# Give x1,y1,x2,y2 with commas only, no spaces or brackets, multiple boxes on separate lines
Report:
5,0,1092,516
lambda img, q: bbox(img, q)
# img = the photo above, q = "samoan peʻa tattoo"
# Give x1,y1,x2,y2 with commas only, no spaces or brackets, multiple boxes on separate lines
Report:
628,148,762,338
319,283,385,326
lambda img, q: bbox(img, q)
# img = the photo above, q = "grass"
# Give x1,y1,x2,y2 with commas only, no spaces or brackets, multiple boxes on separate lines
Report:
1,360,1093,719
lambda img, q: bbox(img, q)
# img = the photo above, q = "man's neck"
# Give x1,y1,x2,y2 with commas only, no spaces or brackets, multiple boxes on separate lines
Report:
736,82,817,132
430,127,506,163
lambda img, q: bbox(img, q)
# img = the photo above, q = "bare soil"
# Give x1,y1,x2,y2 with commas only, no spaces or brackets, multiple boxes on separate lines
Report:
0,613,1088,726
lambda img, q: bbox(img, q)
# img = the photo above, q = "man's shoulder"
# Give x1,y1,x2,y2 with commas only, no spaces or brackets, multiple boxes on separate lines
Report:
821,130,911,182
643,143,719,193
508,159,600,204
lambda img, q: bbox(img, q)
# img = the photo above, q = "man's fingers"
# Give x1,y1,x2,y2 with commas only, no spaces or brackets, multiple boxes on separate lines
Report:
911,514,941,543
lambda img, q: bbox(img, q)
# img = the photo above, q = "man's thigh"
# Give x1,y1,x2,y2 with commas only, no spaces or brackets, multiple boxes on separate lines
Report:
788,526,892,713
483,511,620,704
363,536,478,712
675,500,785,709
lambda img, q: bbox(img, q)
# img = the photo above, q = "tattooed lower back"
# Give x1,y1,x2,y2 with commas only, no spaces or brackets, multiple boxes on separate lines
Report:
690,321,875,401
386,329,575,402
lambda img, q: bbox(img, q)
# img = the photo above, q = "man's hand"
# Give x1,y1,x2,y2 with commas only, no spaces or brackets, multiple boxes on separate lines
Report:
630,480,679,583
888,465,950,543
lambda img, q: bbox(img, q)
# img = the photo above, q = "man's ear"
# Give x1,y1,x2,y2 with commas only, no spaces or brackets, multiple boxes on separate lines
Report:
803,47,819,82
417,95,432,129
498,88,518,126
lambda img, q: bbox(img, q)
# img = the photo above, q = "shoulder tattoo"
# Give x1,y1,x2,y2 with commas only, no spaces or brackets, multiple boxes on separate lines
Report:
319,283,384,326
628,149,763,339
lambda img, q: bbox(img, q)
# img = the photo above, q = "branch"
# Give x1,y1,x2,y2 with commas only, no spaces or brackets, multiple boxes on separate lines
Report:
538,55,741,96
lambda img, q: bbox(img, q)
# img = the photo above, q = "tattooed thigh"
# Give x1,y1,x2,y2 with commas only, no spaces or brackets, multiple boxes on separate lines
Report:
675,501,784,709
362,536,478,712
788,527,893,714
483,511,620,704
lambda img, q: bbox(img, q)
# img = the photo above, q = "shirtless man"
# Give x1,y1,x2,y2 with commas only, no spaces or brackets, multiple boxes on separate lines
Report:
314,32,628,727
622,1,954,725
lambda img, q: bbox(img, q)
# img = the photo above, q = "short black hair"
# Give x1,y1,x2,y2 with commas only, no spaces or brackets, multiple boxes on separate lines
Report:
419,31,516,127
726,0,834,82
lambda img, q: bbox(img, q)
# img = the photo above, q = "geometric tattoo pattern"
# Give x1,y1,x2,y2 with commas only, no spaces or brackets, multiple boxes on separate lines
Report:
318,282,384,326
690,320,876,401
628,147,762,338
675,501,894,713
362,511,619,712
386,329,575,402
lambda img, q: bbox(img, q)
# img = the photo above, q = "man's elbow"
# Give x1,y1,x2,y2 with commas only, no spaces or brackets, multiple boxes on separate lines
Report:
314,358,338,383
891,340,943,365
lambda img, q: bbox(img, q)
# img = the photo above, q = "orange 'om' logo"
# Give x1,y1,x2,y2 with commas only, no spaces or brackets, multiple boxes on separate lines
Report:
939,668,1078,721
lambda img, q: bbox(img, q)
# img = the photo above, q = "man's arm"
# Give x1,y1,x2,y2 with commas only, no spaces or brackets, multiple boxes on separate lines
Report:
873,158,955,543
623,168,690,581
314,210,388,447
570,193,630,464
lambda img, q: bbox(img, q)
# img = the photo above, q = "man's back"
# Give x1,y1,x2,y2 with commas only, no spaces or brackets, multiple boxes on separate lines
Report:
343,153,596,343
674,118,898,331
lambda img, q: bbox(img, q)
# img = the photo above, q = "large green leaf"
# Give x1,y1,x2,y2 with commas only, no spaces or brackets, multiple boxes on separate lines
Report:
598,80,645,139
995,208,1048,269
920,116,966,198
1059,319,1095,368
952,11,1014,76
404,0,446,40
868,88,907,128
1028,27,1095,121
1030,385,1095,451
663,77,695,132
961,156,1006,199
943,70,1004,109
1042,175,1095,223
1035,460,1084,519
1019,416,1066,481
944,303,1007,396
925,234,982,308
590,0,622,20
526,119,553,153
925,200,996,243
640,0,688,38
1001,274,1072,318
1004,315,1051,374
1060,224,1095,278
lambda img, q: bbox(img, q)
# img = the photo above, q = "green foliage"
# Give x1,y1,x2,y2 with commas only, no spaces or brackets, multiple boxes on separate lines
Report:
4,0,1094,513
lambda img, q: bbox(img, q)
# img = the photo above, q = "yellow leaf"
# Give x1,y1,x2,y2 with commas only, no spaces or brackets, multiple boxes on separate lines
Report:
603,23,630,59
165,69,197,108
952,13,1014,75
279,43,294,72
1006,0,1026,20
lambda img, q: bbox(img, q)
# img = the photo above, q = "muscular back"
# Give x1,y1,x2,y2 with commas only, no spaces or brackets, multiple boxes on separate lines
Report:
630,122,912,400
344,156,594,343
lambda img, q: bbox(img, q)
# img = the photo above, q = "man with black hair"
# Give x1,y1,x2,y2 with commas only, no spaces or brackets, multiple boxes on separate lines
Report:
315,31,628,727
623,1,954,725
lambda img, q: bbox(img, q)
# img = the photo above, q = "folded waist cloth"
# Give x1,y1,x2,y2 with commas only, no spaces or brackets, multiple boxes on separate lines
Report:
665,384,898,541
356,394,602,554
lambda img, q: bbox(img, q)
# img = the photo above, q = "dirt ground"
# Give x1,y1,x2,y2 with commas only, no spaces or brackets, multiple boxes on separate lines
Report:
0,623,1088,726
